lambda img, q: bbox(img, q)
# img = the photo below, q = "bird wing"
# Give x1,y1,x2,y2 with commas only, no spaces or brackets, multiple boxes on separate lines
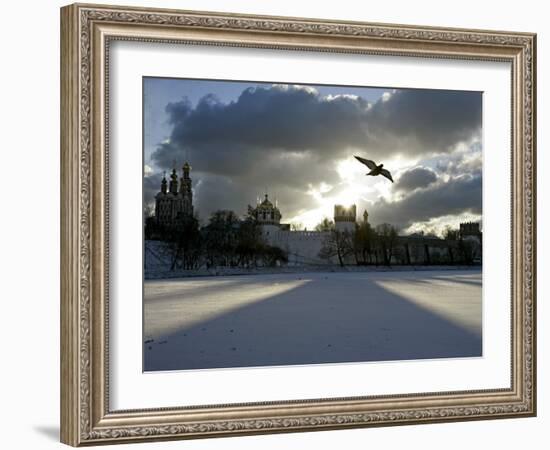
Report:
354,155,377,170
380,168,394,183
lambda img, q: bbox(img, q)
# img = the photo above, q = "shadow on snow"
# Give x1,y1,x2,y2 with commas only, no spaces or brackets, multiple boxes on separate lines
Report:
144,272,482,371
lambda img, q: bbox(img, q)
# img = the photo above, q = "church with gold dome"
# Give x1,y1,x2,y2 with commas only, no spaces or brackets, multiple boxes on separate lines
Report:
151,162,480,267
246,193,357,265
152,164,357,265
247,194,282,227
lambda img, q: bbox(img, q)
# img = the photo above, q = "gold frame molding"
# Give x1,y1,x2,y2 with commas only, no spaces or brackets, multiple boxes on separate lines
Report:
60,3,536,446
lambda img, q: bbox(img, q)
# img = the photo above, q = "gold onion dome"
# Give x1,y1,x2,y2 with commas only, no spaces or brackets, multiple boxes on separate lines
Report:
259,194,281,215
260,194,274,208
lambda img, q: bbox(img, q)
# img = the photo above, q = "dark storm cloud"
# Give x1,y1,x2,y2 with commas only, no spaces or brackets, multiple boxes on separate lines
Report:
151,85,372,188
395,167,438,192
435,150,482,176
192,172,315,223
147,83,482,222
166,86,371,154
151,85,481,170
192,174,245,218
366,90,482,155
366,171,482,230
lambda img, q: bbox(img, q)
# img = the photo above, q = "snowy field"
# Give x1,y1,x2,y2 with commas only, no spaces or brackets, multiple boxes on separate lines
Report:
144,269,482,371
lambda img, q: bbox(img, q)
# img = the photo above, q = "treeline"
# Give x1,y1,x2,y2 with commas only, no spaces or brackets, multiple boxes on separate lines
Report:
318,220,479,267
145,210,288,271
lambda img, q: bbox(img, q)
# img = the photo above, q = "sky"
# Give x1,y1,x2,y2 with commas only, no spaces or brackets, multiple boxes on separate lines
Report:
143,77,482,236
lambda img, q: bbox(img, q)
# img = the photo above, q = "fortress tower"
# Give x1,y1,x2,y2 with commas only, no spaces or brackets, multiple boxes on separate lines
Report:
459,221,481,239
334,204,357,232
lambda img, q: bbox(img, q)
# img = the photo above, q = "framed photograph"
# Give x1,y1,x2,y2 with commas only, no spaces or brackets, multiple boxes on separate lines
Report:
60,3,536,446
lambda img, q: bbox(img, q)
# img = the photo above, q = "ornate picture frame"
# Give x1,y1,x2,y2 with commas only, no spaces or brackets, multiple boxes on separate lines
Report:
60,3,536,446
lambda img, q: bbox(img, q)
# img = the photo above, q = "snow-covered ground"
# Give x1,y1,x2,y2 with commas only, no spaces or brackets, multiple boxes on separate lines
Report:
144,269,482,371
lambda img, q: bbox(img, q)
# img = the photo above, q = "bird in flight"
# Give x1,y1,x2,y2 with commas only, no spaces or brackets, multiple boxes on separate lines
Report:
354,156,394,182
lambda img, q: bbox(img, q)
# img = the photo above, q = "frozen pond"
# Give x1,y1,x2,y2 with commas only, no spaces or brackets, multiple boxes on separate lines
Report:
144,269,482,371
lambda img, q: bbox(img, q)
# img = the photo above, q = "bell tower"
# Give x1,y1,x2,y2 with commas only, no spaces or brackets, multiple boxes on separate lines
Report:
179,162,193,216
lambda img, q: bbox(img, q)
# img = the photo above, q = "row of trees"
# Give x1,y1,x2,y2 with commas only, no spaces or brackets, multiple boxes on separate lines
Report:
317,220,399,267
145,210,288,271
145,209,480,271
317,219,479,267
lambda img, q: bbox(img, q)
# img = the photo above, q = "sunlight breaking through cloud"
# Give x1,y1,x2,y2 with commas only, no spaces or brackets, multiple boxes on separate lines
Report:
144,79,482,233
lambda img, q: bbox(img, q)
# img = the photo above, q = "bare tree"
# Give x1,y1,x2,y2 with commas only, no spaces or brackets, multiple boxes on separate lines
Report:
315,217,335,232
167,213,202,270
375,223,398,266
319,229,354,267
458,238,476,265
262,245,289,267
235,218,264,268
203,210,288,269
352,221,376,265
443,226,460,241
203,210,240,267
